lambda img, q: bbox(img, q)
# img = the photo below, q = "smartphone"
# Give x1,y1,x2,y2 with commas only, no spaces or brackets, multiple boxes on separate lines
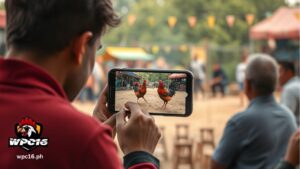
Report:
108,68,193,116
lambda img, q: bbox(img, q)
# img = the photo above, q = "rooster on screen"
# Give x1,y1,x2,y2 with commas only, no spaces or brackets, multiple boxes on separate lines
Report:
157,80,176,110
133,79,148,103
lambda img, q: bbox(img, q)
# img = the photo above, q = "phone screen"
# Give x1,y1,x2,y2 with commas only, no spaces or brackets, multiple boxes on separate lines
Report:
114,70,191,115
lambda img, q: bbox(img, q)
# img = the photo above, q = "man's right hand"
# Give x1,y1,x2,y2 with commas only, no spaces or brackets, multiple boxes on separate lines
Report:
116,102,161,155
284,129,300,166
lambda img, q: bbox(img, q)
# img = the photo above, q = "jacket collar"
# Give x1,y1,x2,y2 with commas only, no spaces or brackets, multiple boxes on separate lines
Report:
0,58,68,100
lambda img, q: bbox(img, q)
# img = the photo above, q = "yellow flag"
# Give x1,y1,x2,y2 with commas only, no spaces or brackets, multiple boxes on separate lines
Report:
152,46,160,54
208,15,215,29
168,16,177,29
148,17,155,27
179,45,188,52
164,46,172,53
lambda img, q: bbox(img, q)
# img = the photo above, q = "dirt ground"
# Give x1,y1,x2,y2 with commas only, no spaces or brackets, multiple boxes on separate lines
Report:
115,88,187,114
73,94,258,169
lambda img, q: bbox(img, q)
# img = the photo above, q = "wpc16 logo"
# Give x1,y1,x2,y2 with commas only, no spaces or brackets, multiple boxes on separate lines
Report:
9,117,48,151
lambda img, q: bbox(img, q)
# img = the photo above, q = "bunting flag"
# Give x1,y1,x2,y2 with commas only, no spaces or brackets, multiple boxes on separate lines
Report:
163,46,172,53
168,16,177,29
188,16,197,28
294,11,300,21
246,14,255,25
148,17,156,27
127,14,137,26
208,15,215,29
179,45,188,52
226,15,235,27
152,45,160,54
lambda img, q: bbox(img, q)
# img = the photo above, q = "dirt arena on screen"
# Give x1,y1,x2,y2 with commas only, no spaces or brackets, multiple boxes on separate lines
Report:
115,88,186,114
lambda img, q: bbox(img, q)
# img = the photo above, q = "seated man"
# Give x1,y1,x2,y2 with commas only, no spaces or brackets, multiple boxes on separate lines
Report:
211,54,297,169
278,61,300,125
211,63,227,97
0,0,161,169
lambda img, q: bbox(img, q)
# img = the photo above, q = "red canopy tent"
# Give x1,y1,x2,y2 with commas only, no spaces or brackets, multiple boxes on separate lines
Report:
250,7,300,40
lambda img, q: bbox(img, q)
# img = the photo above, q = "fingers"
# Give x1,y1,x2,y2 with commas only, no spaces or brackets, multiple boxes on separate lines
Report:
292,128,300,142
93,84,110,121
125,102,142,117
103,114,116,128
99,84,108,104
125,102,154,122
116,108,127,130
93,110,108,122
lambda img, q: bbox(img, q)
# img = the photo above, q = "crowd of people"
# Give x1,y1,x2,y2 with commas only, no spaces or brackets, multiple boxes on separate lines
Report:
0,0,299,169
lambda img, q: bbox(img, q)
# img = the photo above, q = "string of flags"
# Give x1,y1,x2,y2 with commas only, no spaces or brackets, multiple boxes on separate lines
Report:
127,14,257,29
142,44,241,55
141,45,191,54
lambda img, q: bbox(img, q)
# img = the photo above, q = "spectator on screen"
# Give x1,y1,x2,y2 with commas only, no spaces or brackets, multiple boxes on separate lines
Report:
211,54,297,169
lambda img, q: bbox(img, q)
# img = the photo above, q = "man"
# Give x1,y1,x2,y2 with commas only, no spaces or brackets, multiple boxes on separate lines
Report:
236,52,247,106
211,54,297,169
278,61,300,125
190,54,206,99
211,63,227,97
0,0,161,169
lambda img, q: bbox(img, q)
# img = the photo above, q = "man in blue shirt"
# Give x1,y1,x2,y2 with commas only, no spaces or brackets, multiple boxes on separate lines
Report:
211,54,297,169
278,61,300,125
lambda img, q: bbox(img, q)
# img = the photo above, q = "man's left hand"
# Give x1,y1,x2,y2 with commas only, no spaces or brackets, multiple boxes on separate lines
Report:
93,84,116,137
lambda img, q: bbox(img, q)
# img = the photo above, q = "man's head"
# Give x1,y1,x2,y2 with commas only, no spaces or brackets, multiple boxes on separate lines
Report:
193,54,198,61
5,0,120,101
244,54,278,100
278,61,295,87
213,63,221,71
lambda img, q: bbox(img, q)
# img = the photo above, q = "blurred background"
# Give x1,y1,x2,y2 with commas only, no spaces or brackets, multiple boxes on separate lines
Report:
0,0,299,168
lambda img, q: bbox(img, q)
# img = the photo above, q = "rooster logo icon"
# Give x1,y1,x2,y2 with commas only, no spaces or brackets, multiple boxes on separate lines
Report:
16,117,41,138
9,117,48,151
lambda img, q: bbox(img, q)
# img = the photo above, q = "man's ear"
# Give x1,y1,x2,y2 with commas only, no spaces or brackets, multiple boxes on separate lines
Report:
244,79,252,98
71,32,93,65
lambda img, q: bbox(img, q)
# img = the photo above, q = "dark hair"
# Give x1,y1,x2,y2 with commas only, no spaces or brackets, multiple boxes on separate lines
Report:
5,0,120,55
278,61,295,74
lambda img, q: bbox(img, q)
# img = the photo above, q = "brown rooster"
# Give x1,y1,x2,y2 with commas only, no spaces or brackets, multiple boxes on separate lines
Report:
157,80,176,109
133,79,148,103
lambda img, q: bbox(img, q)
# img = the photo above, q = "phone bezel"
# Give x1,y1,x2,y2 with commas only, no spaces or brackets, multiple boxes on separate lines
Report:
108,68,193,117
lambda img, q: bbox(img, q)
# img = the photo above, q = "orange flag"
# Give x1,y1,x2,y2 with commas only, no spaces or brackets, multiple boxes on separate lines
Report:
128,15,137,26
246,14,255,25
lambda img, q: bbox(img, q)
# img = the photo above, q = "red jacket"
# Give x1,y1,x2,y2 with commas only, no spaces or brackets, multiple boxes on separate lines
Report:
0,58,159,169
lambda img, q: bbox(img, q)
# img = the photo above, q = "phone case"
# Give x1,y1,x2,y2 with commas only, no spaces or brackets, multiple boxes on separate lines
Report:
108,68,193,117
